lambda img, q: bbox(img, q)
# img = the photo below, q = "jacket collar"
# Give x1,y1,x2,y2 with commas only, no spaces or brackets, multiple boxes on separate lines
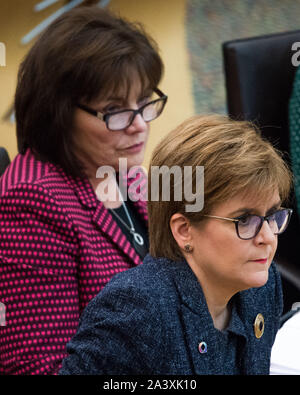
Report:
173,259,248,339
64,167,148,266
24,150,148,265
63,166,147,211
170,259,211,316
143,256,214,320
163,257,250,373
172,259,274,375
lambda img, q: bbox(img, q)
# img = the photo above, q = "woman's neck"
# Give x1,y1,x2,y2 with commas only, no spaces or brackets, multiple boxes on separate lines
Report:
186,258,235,331
204,292,232,331
91,173,123,209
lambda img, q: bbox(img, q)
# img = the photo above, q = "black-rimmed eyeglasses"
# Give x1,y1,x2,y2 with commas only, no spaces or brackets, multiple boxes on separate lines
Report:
202,208,293,240
77,88,167,131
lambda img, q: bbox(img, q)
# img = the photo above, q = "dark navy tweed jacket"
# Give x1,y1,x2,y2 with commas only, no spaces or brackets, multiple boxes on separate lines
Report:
60,254,283,375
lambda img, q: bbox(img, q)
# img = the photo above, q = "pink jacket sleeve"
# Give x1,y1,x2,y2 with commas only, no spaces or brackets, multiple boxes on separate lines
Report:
0,183,80,374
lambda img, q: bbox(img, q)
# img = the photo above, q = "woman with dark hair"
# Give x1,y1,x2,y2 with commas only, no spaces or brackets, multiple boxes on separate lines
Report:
0,6,166,375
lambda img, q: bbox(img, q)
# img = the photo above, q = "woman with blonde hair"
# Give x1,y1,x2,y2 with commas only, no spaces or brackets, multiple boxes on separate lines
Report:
60,115,292,375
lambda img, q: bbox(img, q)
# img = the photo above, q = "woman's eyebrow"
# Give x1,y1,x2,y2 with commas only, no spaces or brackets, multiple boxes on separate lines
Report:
103,96,124,103
228,208,254,217
266,201,282,215
228,201,282,217
103,90,153,105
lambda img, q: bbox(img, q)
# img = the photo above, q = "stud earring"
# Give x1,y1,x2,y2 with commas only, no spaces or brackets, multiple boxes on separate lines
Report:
184,244,193,253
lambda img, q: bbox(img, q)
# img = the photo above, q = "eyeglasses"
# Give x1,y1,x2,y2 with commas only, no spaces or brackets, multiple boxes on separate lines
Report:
77,88,167,131
202,208,293,240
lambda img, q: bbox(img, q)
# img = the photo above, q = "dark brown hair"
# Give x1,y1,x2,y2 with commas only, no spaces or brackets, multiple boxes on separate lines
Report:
15,6,163,177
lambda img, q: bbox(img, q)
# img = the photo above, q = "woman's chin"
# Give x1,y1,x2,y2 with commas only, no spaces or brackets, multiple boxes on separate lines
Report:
243,270,270,290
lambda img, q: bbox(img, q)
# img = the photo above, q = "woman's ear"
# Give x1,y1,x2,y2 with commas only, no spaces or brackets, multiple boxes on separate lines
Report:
169,213,193,252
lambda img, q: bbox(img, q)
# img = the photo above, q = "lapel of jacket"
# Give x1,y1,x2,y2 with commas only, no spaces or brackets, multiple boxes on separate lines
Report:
233,288,274,375
171,261,256,375
171,260,220,374
66,168,147,266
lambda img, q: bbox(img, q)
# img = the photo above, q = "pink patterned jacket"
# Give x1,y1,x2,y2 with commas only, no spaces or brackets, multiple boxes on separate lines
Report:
0,149,147,375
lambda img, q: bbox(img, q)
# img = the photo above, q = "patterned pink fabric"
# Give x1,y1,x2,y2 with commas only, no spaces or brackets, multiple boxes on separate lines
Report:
0,149,147,375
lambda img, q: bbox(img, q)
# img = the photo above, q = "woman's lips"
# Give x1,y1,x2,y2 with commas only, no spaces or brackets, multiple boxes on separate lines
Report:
120,142,144,153
252,258,268,264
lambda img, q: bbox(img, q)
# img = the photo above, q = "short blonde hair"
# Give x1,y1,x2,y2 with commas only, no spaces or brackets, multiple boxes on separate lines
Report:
147,114,293,261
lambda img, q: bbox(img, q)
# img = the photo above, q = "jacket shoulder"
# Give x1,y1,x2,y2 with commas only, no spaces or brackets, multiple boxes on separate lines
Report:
0,152,76,230
102,255,175,300
0,150,64,197
62,257,174,374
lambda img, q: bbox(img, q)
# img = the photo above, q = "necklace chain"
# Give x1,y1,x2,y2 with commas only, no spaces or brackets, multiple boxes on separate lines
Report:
109,189,144,247
110,204,134,234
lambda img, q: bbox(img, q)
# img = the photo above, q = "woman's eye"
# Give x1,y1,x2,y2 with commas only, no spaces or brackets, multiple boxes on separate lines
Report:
104,105,121,113
239,215,251,225
267,213,277,223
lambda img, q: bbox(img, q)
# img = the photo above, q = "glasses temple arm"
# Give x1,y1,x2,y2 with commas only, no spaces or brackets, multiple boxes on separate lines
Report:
201,214,239,223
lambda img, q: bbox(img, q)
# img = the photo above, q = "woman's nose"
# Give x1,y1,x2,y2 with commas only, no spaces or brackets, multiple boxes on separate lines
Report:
254,220,277,245
124,113,148,134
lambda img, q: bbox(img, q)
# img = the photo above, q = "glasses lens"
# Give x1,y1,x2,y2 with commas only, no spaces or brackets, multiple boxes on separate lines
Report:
105,95,166,130
107,111,133,131
237,215,262,239
270,209,291,234
142,99,165,122
237,209,291,239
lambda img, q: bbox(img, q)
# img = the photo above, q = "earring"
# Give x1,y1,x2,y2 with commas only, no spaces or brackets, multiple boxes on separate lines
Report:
184,244,193,253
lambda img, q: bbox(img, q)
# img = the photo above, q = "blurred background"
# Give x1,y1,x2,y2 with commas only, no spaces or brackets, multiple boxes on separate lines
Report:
1,0,300,168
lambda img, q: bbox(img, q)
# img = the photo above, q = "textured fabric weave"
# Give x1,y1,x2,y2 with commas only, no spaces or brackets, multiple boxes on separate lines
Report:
289,66,300,218
0,149,147,375
60,255,283,375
